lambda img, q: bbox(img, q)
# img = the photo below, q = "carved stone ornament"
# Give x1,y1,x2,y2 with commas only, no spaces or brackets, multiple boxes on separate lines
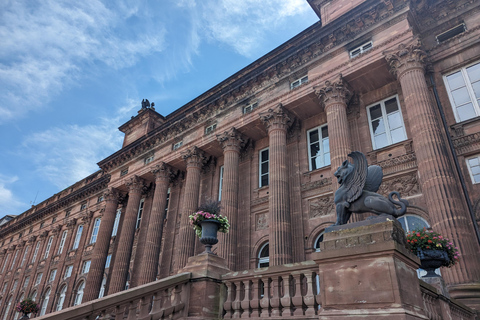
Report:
256,213,268,230
378,173,420,198
17,241,26,248
52,224,63,235
104,188,121,203
310,196,336,218
384,39,428,79
259,103,294,132
125,175,146,193
66,218,77,229
8,245,16,251
152,162,175,181
39,231,49,239
28,236,37,243
314,74,352,109
217,127,246,152
81,211,94,224
181,146,207,168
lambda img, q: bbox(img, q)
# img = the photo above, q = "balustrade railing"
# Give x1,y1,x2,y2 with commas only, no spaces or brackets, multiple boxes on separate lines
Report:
35,272,191,320
222,261,320,319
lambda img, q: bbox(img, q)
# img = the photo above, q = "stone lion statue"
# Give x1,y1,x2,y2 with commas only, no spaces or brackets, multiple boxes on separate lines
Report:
333,151,408,225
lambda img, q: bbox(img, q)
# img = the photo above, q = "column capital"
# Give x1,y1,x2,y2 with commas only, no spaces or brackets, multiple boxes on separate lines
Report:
152,162,175,181
28,236,37,243
17,240,26,248
104,188,121,203
259,103,294,133
314,74,352,110
39,231,49,239
182,146,206,169
66,218,77,229
52,224,63,235
384,39,427,79
125,175,146,193
216,127,246,153
8,245,16,252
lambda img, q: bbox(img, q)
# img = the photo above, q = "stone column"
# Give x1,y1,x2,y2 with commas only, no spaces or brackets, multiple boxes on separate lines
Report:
137,163,173,285
315,74,353,189
176,147,205,270
385,40,480,304
259,104,294,265
83,188,120,301
216,128,245,269
109,176,145,294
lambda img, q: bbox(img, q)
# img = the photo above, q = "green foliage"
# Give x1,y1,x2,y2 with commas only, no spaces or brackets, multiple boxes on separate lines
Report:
406,228,459,268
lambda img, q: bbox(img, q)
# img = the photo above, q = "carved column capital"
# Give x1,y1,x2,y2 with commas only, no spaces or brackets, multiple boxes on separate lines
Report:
314,74,352,110
182,147,206,169
216,127,246,153
152,162,175,181
28,236,37,243
259,103,294,132
17,241,26,248
125,175,146,193
104,188,121,203
52,224,63,235
66,218,78,229
8,245,16,252
39,231,49,239
384,39,427,79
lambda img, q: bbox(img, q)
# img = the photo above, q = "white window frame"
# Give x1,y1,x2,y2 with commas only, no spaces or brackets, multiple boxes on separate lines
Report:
466,154,480,184
44,236,54,259
105,254,112,269
40,288,51,315
136,199,145,229
290,75,308,89
80,203,87,210
144,155,154,165
64,265,73,279
218,166,224,201
56,285,67,311
20,245,29,267
72,225,83,250
97,195,104,203
366,95,407,150
90,218,101,244
74,281,85,306
23,276,30,288
57,230,68,255
307,124,330,171
112,209,121,237
444,61,480,122
314,232,325,252
205,123,217,135
48,269,57,283
81,260,91,274
31,242,40,263
243,102,258,114
10,250,19,270
30,290,37,302
35,273,43,286
173,141,183,150
98,276,107,298
349,41,373,58
259,148,269,188
258,242,269,268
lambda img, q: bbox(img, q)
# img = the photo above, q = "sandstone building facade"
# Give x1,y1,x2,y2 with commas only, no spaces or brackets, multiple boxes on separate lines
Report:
1,0,480,318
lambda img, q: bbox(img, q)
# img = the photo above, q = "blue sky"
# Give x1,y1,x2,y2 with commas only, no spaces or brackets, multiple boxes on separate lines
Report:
0,0,319,216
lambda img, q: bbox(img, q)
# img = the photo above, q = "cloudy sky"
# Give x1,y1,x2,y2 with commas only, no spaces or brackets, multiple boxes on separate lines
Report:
0,0,318,216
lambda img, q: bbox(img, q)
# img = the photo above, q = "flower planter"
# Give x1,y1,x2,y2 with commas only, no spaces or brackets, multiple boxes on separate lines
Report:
199,219,220,254
418,249,449,277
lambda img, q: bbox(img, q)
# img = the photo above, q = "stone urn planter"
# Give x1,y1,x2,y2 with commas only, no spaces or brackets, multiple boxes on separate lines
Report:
19,314,30,320
199,219,221,253
418,249,450,277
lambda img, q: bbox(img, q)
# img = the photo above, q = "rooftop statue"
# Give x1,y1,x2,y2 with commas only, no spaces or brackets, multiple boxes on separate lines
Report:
333,151,408,225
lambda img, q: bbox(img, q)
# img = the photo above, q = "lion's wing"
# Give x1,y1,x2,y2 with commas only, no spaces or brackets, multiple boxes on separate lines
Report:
364,165,383,192
345,151,368,203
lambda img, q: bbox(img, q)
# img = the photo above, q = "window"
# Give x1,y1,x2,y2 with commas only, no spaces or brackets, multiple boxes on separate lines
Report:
20,246,29,267
48,269,57,283
80,203,87,210
98,276,107,298
90,218,101,244
23,276,30,288
105,254,112,269
218,166,224,201
35,273,42,286
144,155,154,165
314,233,325,252
14,293,24,320
97,195,104,203
290,75,308,89
398,215,430,233
259,148,269,187
57,230,68,255
367,95,407,149
81,260,91,274
112,209,121,237
72,225,83,250
1,253,10,273
243,102,258,114
120,168,129,176
56,285,67,311
258,243,269,268
30,290,37,302
40,288,51,315
31,242,41,263
349,41,373,58
205,124,217,135
173,141,183,150
436,24,466,43
467,155,480,184
164,188,170,219
44,236,54,259
125,273,130,290
52,217,56,224
2,282,7,293
10,250,19,270
136,199,145,229
74,281,85,306
3,296,13,320
65,210,71,217
12,279,18,291
444,61,480,122
64,265,73,279
307,125,330,171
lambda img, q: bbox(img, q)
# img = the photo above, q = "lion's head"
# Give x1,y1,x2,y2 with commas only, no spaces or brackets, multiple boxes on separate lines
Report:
334,160,354,185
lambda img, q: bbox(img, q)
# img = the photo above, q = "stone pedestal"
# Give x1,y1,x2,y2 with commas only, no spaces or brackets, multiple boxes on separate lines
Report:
180,253,230,319
313,217,428,319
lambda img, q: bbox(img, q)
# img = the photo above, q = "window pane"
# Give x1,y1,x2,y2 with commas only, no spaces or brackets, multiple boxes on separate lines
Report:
470,165,480,175
310,142,320,159
311,158,318,171
321,126,328,138
324,152,331,166
457,103,476,121
471,81,480,99
261,162,269,174
387,112,403,129
467,63,480,82
406,216,429,231
261,149,269,161
323,138,330,153
369,104,382,119
474,174,480,183
261,175,268,187
309,130,319,143
371,118,385,135
447,71,465,89
374,133,388,149
451,87,471,106
390,128,406,144
468,157,480,166
384,98,399,114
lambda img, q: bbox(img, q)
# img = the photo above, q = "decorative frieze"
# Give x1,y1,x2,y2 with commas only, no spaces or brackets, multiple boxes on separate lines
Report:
309,196,336,218
377,172,421,198
376,153,417,175
301,177,332,193
453,132,480,156
256,213,268,231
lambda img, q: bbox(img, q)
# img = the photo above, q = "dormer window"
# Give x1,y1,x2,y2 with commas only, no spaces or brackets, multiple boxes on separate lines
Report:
243,102,258,114
205,124,217,135
349,41,373,58
173,141,183,150
290,76,308,90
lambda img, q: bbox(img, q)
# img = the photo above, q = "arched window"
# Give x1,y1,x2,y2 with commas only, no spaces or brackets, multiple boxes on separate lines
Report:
30,290,37,302
74,281,85,306
397,215,430,233
40,288,51,316
98,275,107,298
258,243,269,268
314,232,324,252
2,296,13,320
14,293,24,320
56,285,67,311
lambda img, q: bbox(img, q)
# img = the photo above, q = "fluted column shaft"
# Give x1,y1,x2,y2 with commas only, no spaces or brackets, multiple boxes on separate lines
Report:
176,147,205,270
315,75,352,189
83,188,120,301
260,104,293,265
138,163,172,285
109,176,144,293
386,41,480,286
217,128,245,269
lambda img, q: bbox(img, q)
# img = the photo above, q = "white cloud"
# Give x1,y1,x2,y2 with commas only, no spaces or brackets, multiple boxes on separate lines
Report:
0,175,25,216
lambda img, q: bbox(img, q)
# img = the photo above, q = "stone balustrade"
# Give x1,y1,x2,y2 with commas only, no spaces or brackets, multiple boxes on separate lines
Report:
34,272,191,320
222,261,320,319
